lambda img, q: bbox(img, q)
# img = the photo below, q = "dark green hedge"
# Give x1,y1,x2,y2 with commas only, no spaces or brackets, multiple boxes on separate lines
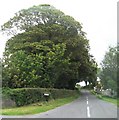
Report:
2,88,78,107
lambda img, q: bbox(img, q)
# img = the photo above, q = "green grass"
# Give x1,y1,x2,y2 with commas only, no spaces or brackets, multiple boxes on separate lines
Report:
91,90,119,107
101,96,117,105
1,95,79,115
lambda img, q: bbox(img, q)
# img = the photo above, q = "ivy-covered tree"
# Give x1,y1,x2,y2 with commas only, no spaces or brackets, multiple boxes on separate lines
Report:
2,4,97,89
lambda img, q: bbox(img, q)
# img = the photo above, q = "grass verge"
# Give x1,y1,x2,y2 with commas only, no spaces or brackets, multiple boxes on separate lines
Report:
100,96,118,106
91,90,119,107
1,95,79,115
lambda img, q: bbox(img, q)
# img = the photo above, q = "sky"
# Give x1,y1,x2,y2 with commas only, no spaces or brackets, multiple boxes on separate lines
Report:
0,0,117,66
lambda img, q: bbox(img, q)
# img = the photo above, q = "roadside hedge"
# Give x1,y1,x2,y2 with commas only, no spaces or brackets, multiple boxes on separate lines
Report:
2,88,79,107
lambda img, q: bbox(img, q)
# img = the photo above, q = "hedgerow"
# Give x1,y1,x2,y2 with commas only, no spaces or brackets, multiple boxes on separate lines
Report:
2,88,78,107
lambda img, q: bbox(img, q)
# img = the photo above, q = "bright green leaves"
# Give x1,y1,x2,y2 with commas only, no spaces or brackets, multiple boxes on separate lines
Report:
2,41,69,88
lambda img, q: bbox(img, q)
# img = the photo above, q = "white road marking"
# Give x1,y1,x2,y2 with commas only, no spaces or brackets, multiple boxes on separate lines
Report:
87,100,88,105
87,106,91,118
86,97,88,101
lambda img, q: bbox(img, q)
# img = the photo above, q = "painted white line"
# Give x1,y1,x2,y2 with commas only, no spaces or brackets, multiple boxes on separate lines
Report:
87,106,91,118
86,97,88,101
87,100,88,105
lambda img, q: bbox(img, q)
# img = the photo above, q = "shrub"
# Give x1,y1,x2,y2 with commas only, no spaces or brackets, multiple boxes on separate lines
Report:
2,88,78,107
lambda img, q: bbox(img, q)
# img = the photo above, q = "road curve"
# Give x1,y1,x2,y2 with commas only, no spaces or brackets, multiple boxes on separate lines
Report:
1,90,117,118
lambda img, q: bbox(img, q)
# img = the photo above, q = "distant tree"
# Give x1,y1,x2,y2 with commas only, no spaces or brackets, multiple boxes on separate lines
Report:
100,46,118,92
0,58,2,88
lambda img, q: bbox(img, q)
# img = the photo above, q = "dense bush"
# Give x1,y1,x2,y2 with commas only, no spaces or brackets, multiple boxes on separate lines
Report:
2,88,79,107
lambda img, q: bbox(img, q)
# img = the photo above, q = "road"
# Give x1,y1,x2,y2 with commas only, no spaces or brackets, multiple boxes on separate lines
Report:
1,90,118,118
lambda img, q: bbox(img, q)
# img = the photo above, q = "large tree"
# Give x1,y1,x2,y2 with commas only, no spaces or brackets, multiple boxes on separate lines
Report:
2,4,97,89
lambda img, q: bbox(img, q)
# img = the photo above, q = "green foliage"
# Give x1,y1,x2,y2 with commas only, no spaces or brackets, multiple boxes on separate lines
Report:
0,58,2,92
2,95,79,115
2,4,97,89
75,84,81,91
2,88,78,107
100,46,118,92
1,4,82,36
2,41,69,88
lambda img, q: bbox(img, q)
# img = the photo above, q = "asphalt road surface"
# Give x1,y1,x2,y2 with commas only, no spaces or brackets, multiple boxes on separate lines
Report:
1,90,118,118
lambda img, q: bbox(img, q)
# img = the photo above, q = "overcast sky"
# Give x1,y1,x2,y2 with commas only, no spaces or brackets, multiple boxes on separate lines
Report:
0,0,117,66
